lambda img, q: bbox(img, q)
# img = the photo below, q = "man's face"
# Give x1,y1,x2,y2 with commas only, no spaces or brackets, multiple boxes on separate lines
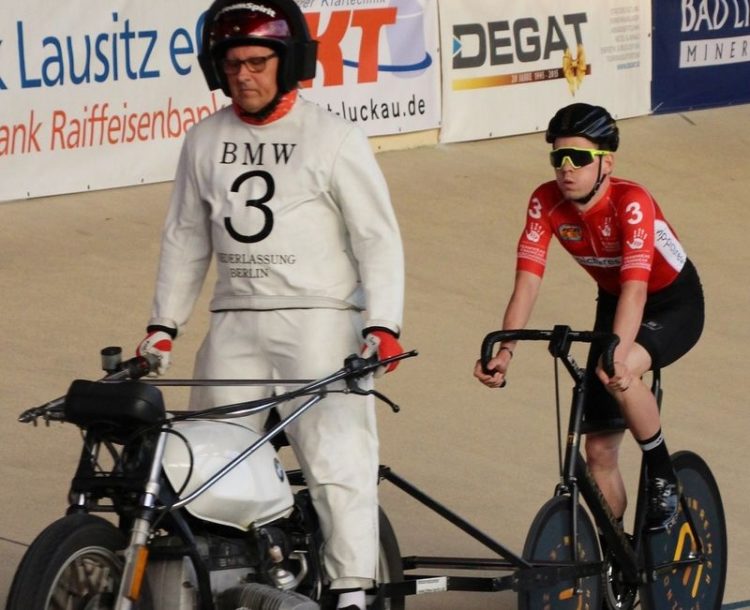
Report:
223,45,280,114
551,136,613,203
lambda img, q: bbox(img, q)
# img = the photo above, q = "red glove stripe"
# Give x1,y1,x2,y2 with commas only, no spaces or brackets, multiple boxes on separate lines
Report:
370,330,403,372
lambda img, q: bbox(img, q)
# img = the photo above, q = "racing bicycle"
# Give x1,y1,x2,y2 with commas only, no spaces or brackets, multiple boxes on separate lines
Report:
375,326,726,610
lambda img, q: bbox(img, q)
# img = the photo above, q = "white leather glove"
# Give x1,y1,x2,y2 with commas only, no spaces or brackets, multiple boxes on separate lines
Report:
136,330,173,376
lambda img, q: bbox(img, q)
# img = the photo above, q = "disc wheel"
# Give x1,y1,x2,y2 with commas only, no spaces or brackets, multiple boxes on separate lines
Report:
518,495,603,610
639,451,727,610
6,513,152,610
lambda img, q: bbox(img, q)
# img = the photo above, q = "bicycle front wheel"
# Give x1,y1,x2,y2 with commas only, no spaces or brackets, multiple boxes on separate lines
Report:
518,495,602,610
640,450,727,610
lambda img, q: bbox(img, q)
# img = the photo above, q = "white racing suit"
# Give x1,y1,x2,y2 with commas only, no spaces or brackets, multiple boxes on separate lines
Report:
147,96,404,589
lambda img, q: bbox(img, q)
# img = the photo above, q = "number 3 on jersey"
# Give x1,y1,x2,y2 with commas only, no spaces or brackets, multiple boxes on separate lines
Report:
625,201,643,225
225,170,275,243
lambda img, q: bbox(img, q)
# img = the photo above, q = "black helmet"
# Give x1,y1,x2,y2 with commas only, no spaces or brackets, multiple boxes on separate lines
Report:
198,0,318,96
545,103,619,151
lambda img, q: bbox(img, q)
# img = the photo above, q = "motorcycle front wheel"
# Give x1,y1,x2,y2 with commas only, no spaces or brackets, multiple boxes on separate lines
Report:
6,513,152,610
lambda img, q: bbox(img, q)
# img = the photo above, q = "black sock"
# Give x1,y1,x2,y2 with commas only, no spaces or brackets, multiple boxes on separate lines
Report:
638,429,675,481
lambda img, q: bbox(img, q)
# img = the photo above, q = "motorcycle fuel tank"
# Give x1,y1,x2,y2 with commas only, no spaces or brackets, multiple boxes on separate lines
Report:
162,419,295,530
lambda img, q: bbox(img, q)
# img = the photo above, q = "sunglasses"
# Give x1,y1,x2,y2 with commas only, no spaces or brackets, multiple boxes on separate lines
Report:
221,52,278,75
549,147,612,169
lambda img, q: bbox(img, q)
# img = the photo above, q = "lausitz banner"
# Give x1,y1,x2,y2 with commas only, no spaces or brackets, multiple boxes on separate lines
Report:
0,0,440,202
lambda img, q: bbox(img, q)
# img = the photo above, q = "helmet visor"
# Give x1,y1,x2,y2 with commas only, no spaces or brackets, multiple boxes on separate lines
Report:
211,4,291,46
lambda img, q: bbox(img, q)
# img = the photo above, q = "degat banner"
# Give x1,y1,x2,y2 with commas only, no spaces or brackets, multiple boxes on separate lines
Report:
0,0,440,202
652,0,750,112
438,0,652,144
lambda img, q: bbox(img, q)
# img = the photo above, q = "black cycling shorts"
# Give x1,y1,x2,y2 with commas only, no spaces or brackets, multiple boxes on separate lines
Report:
581,259,704,433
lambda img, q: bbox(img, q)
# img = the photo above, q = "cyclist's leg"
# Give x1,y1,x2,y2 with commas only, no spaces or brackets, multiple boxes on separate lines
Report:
582,292,631,519
584,430,627,519
600,261,703,530
604,346,674,489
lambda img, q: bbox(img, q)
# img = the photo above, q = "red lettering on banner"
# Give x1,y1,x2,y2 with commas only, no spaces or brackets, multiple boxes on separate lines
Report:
0,111,42,155
303,11,348,86
302,8,398,87
351,9,397,82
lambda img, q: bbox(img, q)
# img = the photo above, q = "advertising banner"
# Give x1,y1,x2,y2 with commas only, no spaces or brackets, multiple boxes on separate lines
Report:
438,0,652,144
299,0,440,135
0,0,440,202
652,0,750,112
0,3,216,202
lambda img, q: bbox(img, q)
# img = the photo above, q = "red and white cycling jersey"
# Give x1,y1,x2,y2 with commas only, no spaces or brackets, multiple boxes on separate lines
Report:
517,177,687,295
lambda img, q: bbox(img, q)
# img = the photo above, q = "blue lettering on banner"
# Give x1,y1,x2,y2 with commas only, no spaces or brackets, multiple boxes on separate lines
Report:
9,11,207,90
0,39,7,89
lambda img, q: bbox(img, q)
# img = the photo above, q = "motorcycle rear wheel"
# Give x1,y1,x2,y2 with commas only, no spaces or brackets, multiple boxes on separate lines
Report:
375,507,405,610
6,513,152,610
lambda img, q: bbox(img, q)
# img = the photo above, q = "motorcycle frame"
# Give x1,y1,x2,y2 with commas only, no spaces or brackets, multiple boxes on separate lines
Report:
66,390,329,610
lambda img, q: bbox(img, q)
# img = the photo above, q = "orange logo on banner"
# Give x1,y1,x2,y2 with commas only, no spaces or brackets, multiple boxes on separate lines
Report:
562,44,587,95
301,8,398,87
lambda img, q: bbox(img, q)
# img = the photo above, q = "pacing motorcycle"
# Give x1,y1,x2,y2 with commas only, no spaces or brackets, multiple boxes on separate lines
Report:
6,347,414,610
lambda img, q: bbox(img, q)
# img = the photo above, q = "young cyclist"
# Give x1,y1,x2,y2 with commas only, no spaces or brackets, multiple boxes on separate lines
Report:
474,103,704,532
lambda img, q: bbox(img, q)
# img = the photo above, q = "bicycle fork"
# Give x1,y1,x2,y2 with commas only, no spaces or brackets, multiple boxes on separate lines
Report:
114,430,169,610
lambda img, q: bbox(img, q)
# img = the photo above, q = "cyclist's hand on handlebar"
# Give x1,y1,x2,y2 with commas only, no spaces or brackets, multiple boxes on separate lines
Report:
474,348,512,389
136,328,174,376
596,358,633,393
361,328,403,378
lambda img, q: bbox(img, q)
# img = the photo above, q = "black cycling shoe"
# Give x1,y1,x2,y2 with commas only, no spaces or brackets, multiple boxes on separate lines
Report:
645,477,680,532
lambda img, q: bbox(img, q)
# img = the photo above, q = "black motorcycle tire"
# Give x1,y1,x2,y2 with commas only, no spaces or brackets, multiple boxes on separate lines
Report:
376,507,405,610
5,512,153,610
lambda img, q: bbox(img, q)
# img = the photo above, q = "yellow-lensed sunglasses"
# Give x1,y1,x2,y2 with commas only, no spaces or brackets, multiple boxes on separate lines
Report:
550,147,612,169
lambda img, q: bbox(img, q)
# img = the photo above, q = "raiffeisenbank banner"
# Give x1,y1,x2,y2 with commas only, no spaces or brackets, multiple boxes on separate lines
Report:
0,0,440,202
439,0,652,144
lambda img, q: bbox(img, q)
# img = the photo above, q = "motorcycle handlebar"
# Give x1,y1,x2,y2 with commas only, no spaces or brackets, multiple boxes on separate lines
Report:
18,350,416,425
103,353,159,381
18,353,159,424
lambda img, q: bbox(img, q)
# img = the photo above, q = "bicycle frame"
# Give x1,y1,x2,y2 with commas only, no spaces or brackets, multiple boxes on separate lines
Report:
478,326,711,594
553,340,711,590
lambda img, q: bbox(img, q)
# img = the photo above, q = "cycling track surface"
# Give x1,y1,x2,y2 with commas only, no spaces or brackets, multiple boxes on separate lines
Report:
0,104,748,608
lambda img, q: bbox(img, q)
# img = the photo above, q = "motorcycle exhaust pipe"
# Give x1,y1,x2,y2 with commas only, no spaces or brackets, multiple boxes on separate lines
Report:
218,583,319,610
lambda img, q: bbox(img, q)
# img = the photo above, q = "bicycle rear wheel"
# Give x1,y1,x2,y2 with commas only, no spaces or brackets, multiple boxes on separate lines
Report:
518,495,602,610
639,450,726,610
